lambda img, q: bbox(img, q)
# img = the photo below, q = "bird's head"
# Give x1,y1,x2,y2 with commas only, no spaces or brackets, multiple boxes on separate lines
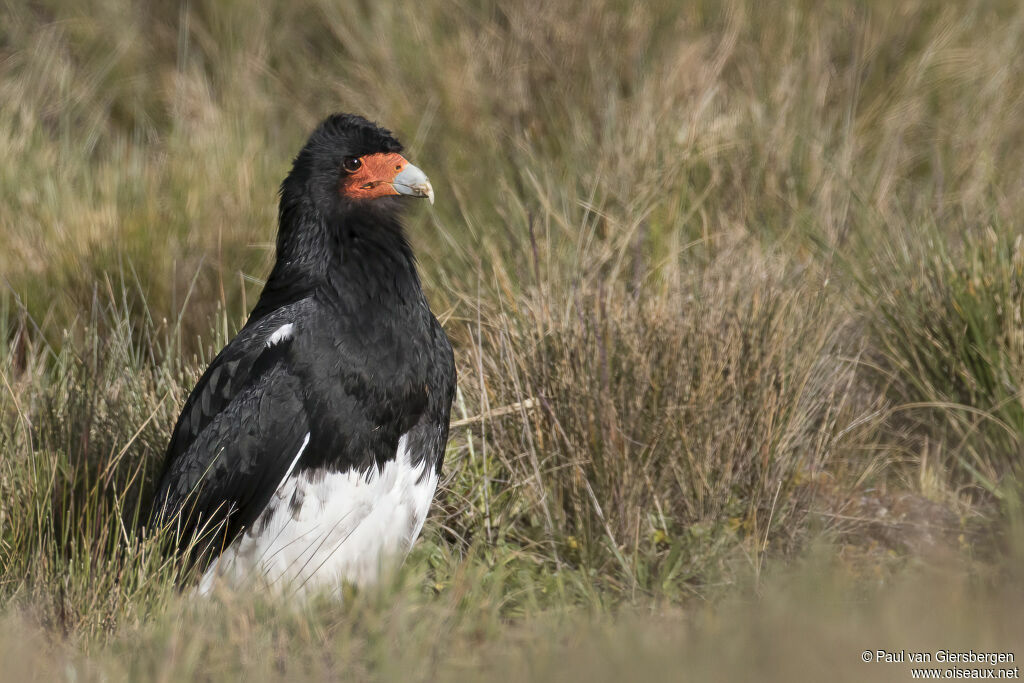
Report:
282,113,434,222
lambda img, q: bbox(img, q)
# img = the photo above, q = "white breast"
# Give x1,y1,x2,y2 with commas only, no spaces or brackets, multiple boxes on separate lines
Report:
197,434,438,596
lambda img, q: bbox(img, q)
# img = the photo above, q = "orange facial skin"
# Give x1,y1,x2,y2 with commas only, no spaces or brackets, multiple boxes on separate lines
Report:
340,152,409,201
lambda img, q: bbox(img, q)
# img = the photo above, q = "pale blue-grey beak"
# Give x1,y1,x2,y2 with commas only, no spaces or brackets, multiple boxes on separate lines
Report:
393,163,434,205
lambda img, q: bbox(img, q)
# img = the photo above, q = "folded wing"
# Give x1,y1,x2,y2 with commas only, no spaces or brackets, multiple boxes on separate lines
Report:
152,323,310,567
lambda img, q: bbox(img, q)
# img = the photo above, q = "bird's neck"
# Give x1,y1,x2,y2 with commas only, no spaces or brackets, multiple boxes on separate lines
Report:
251,202,422,319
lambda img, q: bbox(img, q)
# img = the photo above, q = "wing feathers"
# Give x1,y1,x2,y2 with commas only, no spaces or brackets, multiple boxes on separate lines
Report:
154,324,310,565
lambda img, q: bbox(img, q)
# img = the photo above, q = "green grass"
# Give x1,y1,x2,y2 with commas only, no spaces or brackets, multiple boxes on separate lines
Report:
2,0,1024,679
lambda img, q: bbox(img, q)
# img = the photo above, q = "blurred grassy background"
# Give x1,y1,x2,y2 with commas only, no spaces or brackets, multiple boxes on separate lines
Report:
2,0,1024,680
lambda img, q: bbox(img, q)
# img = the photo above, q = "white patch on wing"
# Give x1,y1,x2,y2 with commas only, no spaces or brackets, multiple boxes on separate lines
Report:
280,432,310,489
198,433,438,596
266,323,294,347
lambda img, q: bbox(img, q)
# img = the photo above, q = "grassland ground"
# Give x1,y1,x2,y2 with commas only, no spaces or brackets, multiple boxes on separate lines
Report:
2,0,1024,680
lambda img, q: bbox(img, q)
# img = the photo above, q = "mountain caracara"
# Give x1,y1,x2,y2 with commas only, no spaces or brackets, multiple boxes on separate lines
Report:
152,113,455,594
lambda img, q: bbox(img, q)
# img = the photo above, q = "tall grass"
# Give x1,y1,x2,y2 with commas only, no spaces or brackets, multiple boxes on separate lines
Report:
859,226,1024,499
2,0,1023,677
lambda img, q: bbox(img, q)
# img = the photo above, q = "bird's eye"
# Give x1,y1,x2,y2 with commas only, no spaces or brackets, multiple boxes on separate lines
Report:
342,157,362,173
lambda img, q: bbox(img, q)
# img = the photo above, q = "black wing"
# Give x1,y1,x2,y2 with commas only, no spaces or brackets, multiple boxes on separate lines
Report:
153,322,309,563
404,318,456,476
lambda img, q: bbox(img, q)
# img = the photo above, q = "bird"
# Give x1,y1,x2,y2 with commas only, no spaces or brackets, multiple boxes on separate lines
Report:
151,113,456,595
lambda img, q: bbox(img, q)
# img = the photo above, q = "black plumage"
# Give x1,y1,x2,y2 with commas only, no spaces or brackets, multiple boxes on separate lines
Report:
152,114,455,588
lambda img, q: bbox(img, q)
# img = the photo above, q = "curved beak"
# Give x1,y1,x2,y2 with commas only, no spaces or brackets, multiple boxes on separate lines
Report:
392,162,434,205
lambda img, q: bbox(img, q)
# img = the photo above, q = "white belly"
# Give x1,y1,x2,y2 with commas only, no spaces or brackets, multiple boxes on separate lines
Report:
197,434,438,595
